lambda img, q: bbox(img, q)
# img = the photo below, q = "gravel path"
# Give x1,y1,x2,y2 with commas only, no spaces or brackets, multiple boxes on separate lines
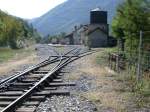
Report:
36,45,98,112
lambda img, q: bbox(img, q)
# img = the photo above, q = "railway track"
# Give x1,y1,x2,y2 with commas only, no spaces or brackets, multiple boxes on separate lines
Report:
0,47,96,112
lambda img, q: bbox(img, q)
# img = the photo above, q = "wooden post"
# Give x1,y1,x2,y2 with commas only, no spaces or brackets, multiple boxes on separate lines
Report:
108,53,111,68
117,39,120,72
116,55,119,72
137,30,142,81
110,54,113,69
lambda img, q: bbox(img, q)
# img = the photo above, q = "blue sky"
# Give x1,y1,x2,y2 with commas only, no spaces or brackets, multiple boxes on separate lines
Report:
0,0,67,19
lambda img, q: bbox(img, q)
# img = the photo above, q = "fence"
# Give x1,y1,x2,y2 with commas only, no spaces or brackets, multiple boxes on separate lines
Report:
108,53,126,71
108,30,150,81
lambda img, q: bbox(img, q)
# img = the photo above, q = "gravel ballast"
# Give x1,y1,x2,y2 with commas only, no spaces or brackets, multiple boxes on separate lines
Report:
0,45,97,112
36,45,97,112
37,95,97,112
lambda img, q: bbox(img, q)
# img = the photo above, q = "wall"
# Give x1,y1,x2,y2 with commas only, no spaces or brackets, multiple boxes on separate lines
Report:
88,29,108,47
73,30,81,45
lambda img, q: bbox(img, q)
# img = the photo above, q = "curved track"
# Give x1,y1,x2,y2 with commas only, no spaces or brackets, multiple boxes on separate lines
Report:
0,46,96,112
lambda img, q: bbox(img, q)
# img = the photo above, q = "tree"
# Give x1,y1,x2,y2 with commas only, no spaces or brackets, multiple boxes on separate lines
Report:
112,0,150,53
0,10,42,49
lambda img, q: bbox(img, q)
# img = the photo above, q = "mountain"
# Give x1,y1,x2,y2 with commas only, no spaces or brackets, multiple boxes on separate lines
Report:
30,0,123,36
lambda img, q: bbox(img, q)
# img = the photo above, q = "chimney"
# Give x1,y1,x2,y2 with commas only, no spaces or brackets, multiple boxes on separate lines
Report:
74,26,77,31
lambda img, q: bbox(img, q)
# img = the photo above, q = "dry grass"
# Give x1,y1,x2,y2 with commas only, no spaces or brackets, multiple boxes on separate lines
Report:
65,72,81,81
82,91,126,112
0,47,38,75
70,50,129,112
80,66,107,77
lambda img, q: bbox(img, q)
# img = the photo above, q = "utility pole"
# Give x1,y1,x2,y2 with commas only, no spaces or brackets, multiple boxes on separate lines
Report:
137,30,142,81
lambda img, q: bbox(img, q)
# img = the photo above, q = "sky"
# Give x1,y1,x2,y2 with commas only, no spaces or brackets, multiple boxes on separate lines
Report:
0,0,67,19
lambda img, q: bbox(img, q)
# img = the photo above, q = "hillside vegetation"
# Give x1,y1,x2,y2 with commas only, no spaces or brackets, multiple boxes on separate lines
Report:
30,0,123,36
112,0,150,52
110,0,150,108
0,10,41,49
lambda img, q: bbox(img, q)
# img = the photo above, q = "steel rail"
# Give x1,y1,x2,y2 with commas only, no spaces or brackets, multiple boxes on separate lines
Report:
0,45,61,86
0,46,60,86
0,57,57,85
0,47,77,88
1,52,71,112
55,50,98,70
0,48,95,87
0,57,59,87
1,49,97,112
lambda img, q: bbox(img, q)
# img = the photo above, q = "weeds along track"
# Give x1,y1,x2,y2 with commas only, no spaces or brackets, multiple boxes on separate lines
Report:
0,46,96,112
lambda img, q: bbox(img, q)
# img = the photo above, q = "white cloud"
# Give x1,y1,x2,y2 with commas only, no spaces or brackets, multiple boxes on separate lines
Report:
0,0,66,19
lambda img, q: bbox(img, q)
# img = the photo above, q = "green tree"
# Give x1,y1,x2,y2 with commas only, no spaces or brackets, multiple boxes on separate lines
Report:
112,0,150,53
0,10,42,49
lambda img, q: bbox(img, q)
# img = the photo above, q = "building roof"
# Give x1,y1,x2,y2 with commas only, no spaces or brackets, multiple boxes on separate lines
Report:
78,25,89,33
64,33,73,39
91,8,101,11
87,27,107,35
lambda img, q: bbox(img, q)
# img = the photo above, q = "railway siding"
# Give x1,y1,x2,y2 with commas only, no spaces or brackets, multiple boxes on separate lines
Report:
0,45,96,112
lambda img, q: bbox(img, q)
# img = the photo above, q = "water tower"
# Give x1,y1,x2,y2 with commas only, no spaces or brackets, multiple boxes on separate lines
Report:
90,8,107,24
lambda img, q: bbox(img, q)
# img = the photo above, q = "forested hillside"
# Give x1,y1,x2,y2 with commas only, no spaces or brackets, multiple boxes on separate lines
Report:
0,10,41,49
30,0,123,36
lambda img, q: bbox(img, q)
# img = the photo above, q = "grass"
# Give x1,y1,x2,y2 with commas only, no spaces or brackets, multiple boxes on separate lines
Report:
116,70,150,108
0,48,14,62
96,47,150,109
62,47,149,111
0,47,34,63
93,48,131,111
0,47,37,75
82,91,126,112
95,47,117,65
76,49,127,111
53,46,66,54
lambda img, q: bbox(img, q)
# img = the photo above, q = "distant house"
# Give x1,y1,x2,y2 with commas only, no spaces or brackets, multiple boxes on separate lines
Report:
62,33,74,45
73,25,87,45
64,26,85,45
64,8,116,47
51,38,58,44
72,26,81,45
59,37,70,45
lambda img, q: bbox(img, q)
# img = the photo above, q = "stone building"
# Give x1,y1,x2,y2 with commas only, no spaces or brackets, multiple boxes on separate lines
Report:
64,8,112,47
85,8,109,47
64,26,85,45
62,33,74,45
85,25,108,47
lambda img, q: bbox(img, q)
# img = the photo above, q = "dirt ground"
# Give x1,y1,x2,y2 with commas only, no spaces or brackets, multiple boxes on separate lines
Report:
0,48,38,76
64,49,149,112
